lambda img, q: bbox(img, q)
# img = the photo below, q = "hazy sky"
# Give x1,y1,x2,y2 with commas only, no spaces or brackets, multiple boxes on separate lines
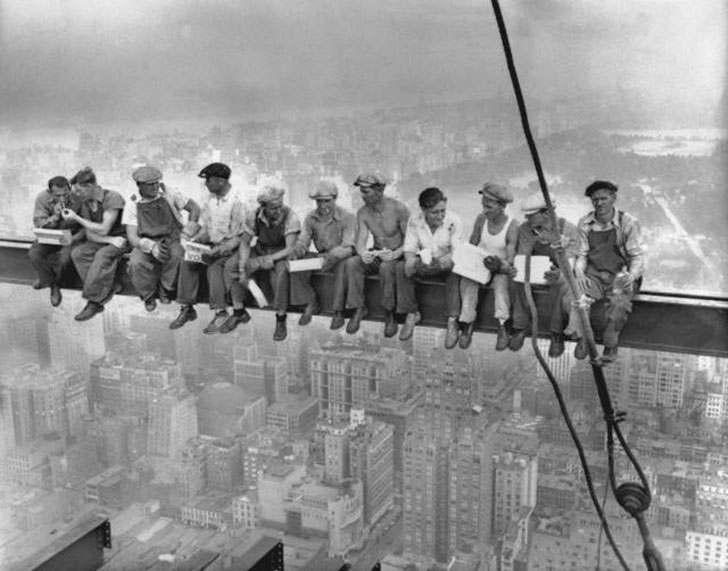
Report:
0,0,724,125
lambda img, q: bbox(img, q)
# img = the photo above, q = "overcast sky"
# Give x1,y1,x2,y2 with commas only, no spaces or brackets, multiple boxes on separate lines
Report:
0,0,724,125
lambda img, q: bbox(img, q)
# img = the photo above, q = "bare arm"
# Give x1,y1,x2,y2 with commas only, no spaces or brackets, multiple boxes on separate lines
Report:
67,207,120,236
183,198,201,222
354,209,370,258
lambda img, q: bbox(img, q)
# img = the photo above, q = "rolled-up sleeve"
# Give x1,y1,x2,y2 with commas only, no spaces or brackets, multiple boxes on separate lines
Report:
296,213,314,253
575,217,591,273
340,211,357,250
621,213,645,279
33,193,55,228
229,199,249,236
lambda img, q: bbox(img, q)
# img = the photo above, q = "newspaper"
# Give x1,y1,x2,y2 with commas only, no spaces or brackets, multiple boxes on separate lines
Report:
287,257,324,272
182,241,212,264
452,243,491,284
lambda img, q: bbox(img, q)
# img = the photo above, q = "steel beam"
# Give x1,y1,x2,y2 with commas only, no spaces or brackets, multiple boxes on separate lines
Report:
1,239,726,358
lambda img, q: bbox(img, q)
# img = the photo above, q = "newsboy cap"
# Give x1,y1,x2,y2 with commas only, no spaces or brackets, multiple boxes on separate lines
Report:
479,182,513,204
353,172,386,188
309,180,339,200
521,191,554,215
584,180,618,197
198,162,231,180
132,166,163,184
257,185,285,204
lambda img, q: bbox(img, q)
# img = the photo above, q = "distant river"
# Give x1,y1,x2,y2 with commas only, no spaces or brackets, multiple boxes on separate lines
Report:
603,128,726,157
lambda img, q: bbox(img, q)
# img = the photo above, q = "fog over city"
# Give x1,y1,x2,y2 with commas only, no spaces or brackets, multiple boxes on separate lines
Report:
1,1,727,571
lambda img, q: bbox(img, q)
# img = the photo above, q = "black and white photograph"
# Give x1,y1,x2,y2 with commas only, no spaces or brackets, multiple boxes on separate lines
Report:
0,1,726,569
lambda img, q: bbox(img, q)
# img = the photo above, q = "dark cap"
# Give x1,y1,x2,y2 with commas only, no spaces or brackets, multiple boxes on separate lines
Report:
70,166,96,185
353,172,386,188
198,162,231,180
585,180,618,197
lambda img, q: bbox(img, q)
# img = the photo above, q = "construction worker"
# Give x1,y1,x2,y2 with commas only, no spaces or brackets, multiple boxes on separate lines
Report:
508,192,578,357
564,180,644,363
62,167,128,321
230,184,301,341
457,182,519,350
289,180,357,330
346,172,411,338
169,162,248,334
28,175,84,307
401,187,463,346
123,166,201,312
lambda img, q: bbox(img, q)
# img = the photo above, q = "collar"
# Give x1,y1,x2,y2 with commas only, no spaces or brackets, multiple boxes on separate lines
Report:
585,209,619,228
87,186,105,204
209,188,232,203
134,190,166,204
311,205,342,223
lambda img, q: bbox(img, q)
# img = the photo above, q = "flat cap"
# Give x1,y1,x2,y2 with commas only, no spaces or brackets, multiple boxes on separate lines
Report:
309,180,339,200
132,165,163,184
521,191,554,215
198,162,231,180
257,185,285,204
70,166,96,185
353,172,386,188
479,182,513,204
585,180,618,197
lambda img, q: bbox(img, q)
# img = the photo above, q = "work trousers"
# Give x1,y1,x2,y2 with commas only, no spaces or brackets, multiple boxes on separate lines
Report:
28,242,74,287
346,256,412,314
177,253,244,311
226,252,289,314
128,242,184,302
396,267,461,317
562,273,638,347
289,254,349,311
71,241,127,304
459,273,510,324
511,280,567,334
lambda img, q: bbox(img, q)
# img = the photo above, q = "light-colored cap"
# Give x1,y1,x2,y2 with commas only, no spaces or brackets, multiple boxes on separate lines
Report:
521,191,554,215
257,185,285,204
309,180,339,200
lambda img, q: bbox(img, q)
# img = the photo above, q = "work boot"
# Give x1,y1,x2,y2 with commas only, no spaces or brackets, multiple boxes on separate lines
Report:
399,312,420,341
508,329,528,352
220,309,251,334
574,338,588,360
50,284,62,307
298,301,320,326
169,305,197,330
74,301,104,322
158,288,173,304
330,311,346,331
495,324,510,352
600,345,619,364
459,321,475,350
383,311,398,338
273,315,288,342
548,333,565,358
346,306,368,335
203,311,229,335
444,317,460,349
144,297,157,312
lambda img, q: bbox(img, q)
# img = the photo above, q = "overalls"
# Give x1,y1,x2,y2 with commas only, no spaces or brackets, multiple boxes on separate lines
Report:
129,196,184,302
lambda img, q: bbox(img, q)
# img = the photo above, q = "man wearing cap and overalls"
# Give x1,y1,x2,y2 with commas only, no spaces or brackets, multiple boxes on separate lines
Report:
346,172,411,338
289,180,357,330
564,180,644,363
230,184,301,341
457,182,519,350
508,191,578,357
169,162,248,334
62,167,128,321
29,175,84,308
123,166,201,312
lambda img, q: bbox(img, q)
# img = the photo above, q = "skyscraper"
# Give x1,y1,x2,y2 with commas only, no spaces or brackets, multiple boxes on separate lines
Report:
349,418,395,527
49,312,105,382
491,451,538,538
147,390,199,458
